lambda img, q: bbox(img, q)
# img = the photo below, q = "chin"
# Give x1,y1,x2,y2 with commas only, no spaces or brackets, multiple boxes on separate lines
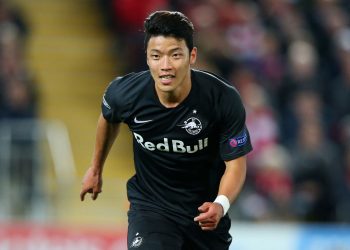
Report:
156,82,175,91
158,85,175,93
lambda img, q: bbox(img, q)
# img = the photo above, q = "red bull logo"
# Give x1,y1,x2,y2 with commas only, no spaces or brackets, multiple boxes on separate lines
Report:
133,132,208,154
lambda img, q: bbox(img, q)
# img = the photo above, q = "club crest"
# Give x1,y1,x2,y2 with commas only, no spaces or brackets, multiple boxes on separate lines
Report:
178,117,202,135
130,236,143,248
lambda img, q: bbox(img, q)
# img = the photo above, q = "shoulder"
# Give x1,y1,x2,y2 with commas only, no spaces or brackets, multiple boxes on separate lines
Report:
104,70,151,107
192,69,241,101
102,71,152,122
107,70,152,93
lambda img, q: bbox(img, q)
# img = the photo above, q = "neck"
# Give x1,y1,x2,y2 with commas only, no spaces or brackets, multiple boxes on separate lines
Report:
156,81,191,108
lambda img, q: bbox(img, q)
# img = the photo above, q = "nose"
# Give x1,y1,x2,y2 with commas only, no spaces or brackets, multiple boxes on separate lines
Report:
160,56,172,71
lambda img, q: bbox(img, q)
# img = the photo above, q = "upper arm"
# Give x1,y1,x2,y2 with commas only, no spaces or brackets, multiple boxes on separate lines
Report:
219,88,253,161
98,114,121,136
101,78,130,123
224,156,247,173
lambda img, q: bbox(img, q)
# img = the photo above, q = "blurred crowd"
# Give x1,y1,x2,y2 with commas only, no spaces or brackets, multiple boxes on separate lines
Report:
0,0,37,120
100,0,350,223
0,0,39,218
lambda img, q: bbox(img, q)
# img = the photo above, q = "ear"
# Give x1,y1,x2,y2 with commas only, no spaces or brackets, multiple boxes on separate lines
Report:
190,47,197,65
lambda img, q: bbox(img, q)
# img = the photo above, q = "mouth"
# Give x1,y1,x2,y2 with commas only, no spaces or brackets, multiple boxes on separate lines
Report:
159,74,175,84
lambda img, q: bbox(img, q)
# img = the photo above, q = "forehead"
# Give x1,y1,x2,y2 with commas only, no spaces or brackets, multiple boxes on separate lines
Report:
147,36,187,52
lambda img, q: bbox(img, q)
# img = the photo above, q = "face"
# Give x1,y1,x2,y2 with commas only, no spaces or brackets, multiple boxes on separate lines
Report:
146,36,197,97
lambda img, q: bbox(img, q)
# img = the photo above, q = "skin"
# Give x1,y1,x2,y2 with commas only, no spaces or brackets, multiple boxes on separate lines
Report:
194,157,247,230
80,35,247,231
146,36,197,108
80,115,119,201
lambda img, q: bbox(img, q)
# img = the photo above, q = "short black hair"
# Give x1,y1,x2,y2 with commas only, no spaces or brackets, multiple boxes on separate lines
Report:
144,11,194,52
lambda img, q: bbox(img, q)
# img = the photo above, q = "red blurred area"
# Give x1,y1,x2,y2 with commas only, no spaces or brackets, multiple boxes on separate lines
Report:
0,223,127,250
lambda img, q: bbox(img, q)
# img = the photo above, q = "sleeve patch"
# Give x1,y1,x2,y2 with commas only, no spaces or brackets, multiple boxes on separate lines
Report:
229,129,248,148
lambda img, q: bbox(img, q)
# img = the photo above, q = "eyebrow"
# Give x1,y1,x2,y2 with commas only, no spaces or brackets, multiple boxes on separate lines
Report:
149,47,184,54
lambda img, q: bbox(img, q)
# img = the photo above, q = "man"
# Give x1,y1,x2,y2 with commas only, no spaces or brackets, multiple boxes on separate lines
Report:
80,10,252,250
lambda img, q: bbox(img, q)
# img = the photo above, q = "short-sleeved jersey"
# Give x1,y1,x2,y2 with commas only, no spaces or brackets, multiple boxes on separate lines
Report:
102,69,252,220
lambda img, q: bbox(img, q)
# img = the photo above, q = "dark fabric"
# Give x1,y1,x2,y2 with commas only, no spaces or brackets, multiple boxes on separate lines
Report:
102,69,252,218
127,208,231,250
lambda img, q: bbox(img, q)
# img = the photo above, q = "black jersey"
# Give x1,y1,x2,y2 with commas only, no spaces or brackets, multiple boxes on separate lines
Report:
102,69,252,220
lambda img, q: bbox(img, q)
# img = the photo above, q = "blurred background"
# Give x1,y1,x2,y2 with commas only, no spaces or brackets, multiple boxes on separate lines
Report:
0,0,350,249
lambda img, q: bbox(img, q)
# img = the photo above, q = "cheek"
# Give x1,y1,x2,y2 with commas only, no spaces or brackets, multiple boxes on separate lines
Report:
146,57,154,68
147,61,157,72
148,64,160,80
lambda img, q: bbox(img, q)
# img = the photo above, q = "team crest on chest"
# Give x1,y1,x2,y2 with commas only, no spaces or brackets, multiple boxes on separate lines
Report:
178,117,202,135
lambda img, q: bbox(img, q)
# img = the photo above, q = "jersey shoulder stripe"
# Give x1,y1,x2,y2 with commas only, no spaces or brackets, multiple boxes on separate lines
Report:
192,69,237,91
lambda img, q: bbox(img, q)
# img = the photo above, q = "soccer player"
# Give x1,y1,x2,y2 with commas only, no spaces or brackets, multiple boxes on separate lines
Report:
80,10,253,250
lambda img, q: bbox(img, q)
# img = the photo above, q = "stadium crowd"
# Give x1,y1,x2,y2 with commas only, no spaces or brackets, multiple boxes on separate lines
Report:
100,0,350,223
0,0,37,120
0,0,39,218
2,0,349,223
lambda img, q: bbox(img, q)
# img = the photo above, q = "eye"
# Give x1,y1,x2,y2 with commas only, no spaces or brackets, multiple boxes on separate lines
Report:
151,54,160,60
172,53,182,59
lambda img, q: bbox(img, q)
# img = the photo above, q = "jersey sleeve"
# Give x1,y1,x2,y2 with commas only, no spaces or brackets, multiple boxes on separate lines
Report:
219,87,253,161
101,77,127,123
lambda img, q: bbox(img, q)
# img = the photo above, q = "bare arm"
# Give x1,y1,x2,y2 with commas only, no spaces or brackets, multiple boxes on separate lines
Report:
218,156,247,203
194,156,247,230
80,114,120,201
